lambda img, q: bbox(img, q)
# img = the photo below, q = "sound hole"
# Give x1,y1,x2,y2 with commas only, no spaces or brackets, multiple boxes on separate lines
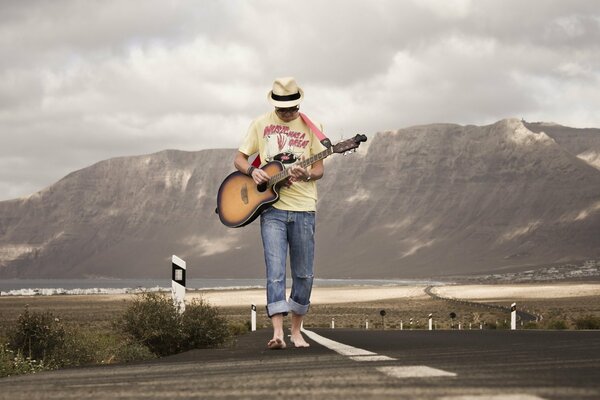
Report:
257,183,267,193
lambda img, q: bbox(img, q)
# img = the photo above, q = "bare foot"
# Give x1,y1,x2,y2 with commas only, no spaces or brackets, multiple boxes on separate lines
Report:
267,337,287,350
290,333,310,348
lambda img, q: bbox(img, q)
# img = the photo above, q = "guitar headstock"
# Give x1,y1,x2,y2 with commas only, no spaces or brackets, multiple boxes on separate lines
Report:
332,134,368,154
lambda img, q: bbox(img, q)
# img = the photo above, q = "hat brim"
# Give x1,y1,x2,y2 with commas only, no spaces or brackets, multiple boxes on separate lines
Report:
267,87,304,108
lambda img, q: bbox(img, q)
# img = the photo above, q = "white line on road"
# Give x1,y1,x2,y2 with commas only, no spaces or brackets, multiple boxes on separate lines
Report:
302,329,456,378
302,328,396,360
439,395,546,400
377,366,456,378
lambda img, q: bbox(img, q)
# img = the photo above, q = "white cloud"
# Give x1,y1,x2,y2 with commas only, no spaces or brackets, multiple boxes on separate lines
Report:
1,0,600,200
413,0,473,19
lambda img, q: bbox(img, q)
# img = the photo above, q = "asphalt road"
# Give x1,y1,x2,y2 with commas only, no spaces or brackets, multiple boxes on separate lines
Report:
1,329,599,399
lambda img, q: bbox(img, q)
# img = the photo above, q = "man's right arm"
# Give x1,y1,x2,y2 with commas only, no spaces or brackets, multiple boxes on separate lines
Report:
234,151,251,174
234,151,269,185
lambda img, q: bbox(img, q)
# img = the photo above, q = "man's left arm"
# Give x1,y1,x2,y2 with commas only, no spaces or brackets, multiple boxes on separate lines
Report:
308,159,324,181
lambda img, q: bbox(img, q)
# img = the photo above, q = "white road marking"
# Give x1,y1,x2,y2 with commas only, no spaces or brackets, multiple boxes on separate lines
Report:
302,328,456,379
439,395,546,400
302,328,395,360
377,365,456,378
349,355,396,362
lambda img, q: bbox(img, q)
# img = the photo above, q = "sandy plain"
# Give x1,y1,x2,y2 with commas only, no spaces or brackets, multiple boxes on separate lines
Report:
431,283,600,301
188,285,430,307
1,282,598,333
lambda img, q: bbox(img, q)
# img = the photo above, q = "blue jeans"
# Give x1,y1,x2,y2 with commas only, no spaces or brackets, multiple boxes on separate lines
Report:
260,207,316,317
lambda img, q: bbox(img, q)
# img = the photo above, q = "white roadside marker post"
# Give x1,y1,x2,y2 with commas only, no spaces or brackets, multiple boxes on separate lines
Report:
366,319,369,330
511,302,517,330
171,255,186,313
428,313,433,331
251,304,257,332
400,320,403,330
331,318,335,329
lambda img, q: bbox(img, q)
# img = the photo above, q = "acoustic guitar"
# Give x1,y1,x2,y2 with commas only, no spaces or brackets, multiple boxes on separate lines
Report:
216,134,367,228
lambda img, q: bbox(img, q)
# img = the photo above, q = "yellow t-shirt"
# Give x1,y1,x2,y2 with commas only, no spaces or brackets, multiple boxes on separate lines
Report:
238,111,327,211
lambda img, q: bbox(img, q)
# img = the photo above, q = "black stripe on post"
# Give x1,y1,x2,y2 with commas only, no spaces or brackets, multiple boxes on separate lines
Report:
172,264,186,286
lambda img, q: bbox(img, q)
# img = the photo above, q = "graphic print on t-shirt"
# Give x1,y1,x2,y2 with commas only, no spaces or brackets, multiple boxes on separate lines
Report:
263,124,310,164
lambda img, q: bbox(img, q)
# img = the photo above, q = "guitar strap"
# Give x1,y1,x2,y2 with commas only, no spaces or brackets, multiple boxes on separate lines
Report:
300,112,332,149
250,113,330,167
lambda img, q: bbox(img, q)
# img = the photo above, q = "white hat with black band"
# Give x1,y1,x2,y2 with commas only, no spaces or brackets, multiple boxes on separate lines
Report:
267,77,304,108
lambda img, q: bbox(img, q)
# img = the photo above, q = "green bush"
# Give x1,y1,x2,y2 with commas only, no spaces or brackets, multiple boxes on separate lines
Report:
115,292,184,356
112,340,157,363
182,298,231,349
574,315,600,330
243,320,252,333
522,321,539,329
547,320,568,330
8,307,66,366
6,306,98,369
0,343,47,377
116,292,231,357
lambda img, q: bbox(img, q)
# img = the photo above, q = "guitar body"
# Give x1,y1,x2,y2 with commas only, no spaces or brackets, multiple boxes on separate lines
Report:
217,161,284,228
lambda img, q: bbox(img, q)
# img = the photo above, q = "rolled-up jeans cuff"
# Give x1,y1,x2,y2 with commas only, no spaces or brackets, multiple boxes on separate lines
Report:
267,300,289,318
289,298,310,315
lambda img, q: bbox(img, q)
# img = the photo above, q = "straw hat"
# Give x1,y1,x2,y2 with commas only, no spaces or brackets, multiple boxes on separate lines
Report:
267,77,304,107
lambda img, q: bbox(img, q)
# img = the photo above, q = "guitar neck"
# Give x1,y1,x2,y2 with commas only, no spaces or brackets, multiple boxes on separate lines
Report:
268,147,334,186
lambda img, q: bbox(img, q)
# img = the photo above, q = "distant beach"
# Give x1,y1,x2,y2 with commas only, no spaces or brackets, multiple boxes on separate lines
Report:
0,278,442,297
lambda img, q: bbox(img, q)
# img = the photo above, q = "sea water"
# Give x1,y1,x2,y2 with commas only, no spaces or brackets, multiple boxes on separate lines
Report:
0,278,441,296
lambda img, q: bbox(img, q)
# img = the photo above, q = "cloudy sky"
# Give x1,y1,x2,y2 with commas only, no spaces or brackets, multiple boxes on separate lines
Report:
1,0,599,200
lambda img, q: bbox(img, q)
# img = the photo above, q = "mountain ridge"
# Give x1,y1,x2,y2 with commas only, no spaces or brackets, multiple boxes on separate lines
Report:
1,118,599,279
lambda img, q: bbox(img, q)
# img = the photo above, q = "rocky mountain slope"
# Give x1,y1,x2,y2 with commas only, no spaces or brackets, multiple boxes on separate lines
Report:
1,118,599,279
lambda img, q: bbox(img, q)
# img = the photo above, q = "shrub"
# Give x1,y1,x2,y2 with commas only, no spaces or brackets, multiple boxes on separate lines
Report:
0,343,47,377
116,292,184,356
112,340,157,363
116,292,231,357
574,315,600,330
182,298,231,349
547,320,568,330
6,306,99,369
522,321,539,329
8,306,67,365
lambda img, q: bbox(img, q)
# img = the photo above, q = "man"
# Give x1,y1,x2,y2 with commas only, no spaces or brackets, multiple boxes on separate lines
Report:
234,77,326,349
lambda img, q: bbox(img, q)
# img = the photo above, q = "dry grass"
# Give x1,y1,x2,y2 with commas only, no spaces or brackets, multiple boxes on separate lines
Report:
0,295,131,337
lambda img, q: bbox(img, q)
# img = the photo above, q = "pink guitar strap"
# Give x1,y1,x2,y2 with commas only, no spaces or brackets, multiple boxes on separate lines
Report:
251,113,330,167
300,112,331,146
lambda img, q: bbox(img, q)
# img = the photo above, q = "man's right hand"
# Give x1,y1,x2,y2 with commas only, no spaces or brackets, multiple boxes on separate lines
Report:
251,168,270,185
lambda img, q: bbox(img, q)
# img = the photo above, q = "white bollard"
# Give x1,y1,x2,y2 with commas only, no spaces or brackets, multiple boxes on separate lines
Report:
511,302,517,330
331,318,335,329
251,304,257,332
428,313,433,331
458,322,462,330
171,255,186,313
400,320,403,330
366,319,369,330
